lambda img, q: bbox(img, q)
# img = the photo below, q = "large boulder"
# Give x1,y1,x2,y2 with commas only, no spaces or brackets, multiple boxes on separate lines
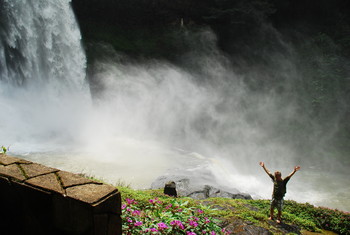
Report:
151,174,252,200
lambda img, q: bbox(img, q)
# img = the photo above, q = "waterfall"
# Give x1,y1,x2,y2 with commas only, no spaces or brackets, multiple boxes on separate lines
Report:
0,0,89,150
0,0,86,88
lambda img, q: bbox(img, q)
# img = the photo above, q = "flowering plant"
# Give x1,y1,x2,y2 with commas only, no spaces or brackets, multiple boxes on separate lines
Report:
122,197,225,234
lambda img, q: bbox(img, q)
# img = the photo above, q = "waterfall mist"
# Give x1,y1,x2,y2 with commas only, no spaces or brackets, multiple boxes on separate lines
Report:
0,1,349,212
84,30,350,212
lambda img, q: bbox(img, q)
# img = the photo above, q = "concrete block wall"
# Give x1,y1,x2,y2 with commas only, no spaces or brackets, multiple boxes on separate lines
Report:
0,153,122,235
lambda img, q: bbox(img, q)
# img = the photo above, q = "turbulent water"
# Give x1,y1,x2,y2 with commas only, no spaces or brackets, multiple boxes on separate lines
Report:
0,1,349,212
0,0,89,147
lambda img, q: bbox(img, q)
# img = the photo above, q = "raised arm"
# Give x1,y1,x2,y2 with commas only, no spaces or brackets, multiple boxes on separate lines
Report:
259,162,274,178
286,165,301,179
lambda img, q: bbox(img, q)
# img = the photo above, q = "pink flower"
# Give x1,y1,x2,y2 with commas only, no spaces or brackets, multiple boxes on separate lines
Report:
170,220,185,230
132,210,141,216
189,220,198,227
210,232,216,235
187,232,197,235
145,228,158,233
126,198,136,205
192,216,200,221
157,222,168,230
149,198,162,204
196,209,204,214
121,204,127,209
134,221,143,226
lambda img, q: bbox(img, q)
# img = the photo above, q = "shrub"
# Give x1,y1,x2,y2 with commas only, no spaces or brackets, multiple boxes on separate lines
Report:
121,196,224,234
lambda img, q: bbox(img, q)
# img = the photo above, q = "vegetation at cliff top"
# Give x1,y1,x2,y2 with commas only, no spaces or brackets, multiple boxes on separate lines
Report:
117,186,350,235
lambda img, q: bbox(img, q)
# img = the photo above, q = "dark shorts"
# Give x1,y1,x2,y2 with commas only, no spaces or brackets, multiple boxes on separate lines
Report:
271,198,284,211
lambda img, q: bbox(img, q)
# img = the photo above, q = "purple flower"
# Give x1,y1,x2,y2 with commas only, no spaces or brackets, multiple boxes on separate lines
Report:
187,232,197,235
157,222,169,230
170,220,185,230
121,204,127,209
210,232,216,235
196,209,204,214
132,210,141,216
149,198,162,204
134,221,143,226
126,198,136,205
145,228,158,233
189,220,198,227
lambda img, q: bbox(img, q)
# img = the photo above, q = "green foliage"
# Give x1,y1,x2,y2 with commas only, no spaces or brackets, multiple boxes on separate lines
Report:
1,145,8,154
242,199,350,234
206,198,350,234
284,200,350,235
119,187,223,234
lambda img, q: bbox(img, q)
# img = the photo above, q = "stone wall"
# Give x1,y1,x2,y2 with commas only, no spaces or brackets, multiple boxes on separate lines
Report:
0,153,122,235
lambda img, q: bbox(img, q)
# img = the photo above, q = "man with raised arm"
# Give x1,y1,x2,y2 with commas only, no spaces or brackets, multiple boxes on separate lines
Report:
259,162,301,224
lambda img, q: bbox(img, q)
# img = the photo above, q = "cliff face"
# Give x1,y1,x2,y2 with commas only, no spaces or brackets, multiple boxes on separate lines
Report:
71,0,350,59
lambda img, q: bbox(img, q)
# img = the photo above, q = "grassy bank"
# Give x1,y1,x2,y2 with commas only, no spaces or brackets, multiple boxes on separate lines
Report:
117,186,349,234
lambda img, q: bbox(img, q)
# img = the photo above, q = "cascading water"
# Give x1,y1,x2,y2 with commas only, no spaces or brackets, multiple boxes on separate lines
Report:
0,0,86,87
1,1,349,212
0,0,90,149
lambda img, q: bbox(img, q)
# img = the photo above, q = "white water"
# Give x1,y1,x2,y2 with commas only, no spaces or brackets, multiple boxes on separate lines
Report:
0,0,90,148
0,1,349,212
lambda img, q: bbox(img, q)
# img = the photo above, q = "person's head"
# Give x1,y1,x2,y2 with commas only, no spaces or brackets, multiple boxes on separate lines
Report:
274,171,282,180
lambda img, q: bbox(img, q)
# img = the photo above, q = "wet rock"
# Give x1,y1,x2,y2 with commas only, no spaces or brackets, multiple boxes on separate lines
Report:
151,175,252,200
267,220,301,234
222,218,272,235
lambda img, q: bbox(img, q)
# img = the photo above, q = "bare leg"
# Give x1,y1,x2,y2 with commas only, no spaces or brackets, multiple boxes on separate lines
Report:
269,207,274,220
276,210,282,223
